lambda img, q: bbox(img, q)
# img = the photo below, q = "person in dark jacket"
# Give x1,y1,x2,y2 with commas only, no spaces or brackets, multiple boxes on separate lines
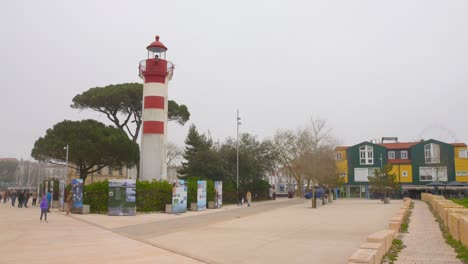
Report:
11,190,17,206
23,191,30,208
17,190,24,208
40,196,48,223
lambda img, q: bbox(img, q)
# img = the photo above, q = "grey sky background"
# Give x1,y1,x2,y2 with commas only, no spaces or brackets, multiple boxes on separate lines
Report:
1,1,468,159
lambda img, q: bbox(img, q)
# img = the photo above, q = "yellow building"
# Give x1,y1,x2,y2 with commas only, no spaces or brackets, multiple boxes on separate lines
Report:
454,143,468,182
69,165,137,185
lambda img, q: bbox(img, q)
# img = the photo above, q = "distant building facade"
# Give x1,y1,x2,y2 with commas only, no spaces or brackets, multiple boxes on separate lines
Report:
335,138,468,199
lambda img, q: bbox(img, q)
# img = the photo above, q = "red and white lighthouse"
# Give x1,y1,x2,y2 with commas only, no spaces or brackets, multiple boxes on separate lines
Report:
138,36,174,181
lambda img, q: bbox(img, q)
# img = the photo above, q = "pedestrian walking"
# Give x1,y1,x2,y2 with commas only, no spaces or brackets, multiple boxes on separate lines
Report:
246,191,252,207
23,191,30,208
11,190,17,206
40,195,48,223
46,191,52,212
17,190,24,208
66,190,73,215
3,190,8,204
32,192,38,206
238,192,244,206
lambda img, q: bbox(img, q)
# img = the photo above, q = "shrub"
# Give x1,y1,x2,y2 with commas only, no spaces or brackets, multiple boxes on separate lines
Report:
136,180,172,212
83,180,108,213
223,180,237,204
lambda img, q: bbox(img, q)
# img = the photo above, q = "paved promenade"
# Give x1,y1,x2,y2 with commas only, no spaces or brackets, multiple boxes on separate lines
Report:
395,200,461,264
0,198,402,264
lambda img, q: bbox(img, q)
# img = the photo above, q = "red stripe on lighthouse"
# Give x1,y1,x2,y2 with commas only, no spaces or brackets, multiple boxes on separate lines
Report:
143,121,164,134
144,96,165,109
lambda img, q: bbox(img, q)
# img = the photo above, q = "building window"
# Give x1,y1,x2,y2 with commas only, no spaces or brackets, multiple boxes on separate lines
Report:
424,143,440,164
456,171,468,176
118,166,123,176
96,168,101,175
459,150,468,159
336,152,342,160
402,171,408,177
108,167,112,176
354,167,378,182
401,151,408,159
388,151,395,159
359,145,374,165
419,166,447,182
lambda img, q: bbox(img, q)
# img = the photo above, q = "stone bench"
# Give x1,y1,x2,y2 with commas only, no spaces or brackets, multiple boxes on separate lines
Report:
348,248,377,264
459,216,468,247
360,242,384,264
389,221,401,232
442,207,467,226
449,211,468,241
367,230,395,252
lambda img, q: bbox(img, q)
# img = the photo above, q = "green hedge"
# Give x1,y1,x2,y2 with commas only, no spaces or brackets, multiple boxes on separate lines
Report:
83,180,172,213
83,180,109,213
136,180,172,212
82,178,252,213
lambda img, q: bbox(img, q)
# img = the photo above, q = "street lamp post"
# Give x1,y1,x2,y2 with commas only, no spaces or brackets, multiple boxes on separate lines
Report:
236,109,241,205
64,145,69,212
65,145,69,184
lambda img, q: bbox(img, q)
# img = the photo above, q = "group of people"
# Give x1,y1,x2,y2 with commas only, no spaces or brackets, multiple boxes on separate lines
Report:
0,189,74,223
238,191,252,207
0,189,39,208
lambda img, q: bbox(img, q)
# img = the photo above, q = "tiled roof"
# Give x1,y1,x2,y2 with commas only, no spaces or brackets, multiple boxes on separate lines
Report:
452,143,467,147
335,146,348,150
0,158,18,162
379,142,418,150
388,159,412,164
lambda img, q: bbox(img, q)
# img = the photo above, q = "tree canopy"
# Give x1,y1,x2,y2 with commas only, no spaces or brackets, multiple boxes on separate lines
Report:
179,124,276,198
31,119,139,183
273,117,338,207
368,164,399,202
71,83,190,142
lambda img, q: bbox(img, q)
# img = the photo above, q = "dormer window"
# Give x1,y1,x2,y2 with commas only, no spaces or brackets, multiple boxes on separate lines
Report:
424,143,440,164
401,151,408,159
360,145,374,165
388,151,395,159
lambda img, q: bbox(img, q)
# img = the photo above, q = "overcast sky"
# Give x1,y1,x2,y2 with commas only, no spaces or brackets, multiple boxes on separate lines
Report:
1,1,468,159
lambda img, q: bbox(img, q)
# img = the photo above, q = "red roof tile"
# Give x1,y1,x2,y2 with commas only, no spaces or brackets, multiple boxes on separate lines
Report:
388,159,412,164
335,146,348,150
452,143,467,147
379,142,418,150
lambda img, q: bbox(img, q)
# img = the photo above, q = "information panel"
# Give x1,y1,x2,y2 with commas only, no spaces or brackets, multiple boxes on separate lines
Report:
71,179,83,208
172,180,188,213
108,179,136,216
214,181,222,208
197,180,207,211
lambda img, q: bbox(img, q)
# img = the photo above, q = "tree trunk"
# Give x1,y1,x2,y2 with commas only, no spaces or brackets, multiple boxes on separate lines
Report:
328,189,333,203
311,180,316,208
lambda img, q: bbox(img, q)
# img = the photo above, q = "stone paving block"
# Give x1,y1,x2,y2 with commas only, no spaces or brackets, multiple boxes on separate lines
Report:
389,221,400,232
459,216,468,248
348,248,376,264
437,202,462,222
391,216,403,224
448,213,466,241
367,230,394,253
360,242,384,264
444,208,468,228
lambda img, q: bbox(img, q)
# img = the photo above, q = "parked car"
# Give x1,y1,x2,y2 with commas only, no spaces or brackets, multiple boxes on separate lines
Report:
304,188,325,199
